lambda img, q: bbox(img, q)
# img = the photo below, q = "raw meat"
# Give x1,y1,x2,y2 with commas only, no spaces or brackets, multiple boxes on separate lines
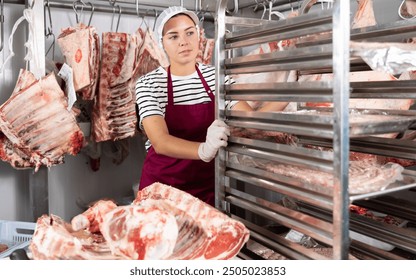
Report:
0,243,8,253
91,32,139,142
30,214,118,260
134,182,250,260
264,159,404,195
71,200,117,233
0,132,34,169
57,23,100,100
351,0,376,29
100,204,178,260
30,183,249,260
0,70,84,171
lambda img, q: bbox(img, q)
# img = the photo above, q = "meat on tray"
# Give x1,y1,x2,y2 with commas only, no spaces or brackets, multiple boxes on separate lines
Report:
235,153,404,195
29,183,249,260
0,243,8,253
0,70,84,171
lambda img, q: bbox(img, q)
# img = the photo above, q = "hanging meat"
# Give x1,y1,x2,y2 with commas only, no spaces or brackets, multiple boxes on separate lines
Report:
57,23,100,100
91,32,140,142
0,69,84,171
29,183,249,260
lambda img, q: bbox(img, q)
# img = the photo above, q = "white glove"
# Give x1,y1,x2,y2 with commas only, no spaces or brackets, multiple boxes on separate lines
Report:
198,120,230,162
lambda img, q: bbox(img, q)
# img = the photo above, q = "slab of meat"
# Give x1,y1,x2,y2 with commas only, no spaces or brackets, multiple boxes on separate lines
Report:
202,38,215,65
30,214,118,260
263,159,404,195
351,0,376,29
91,32,139,142
0,132,34,169
100,204,178,260
0,70,84,171
57,23,100,100
30,183,249,260
0,243,8,253
71,200,117,233
134,182,250,260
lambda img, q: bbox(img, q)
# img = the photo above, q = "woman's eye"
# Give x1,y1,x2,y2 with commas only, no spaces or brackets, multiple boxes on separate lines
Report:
187,31,195,36
168,35,178,40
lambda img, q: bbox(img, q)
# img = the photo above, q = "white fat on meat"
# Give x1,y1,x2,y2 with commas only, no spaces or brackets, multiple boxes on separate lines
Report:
71,199,118,233
134,183,250,260
100,205,178,260
0,70,84,171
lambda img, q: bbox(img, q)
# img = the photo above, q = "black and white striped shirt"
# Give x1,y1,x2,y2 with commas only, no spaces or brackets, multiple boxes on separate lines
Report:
135,63,235,132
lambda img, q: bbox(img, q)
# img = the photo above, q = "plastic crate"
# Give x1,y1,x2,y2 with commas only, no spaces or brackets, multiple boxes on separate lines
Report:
0,220,36,259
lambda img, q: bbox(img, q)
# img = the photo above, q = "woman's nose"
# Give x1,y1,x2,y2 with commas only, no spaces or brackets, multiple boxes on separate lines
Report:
179,35,189,46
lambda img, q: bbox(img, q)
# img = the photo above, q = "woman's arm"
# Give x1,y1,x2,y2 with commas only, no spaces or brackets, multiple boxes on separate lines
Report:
231,101,289,112
142,115,201,159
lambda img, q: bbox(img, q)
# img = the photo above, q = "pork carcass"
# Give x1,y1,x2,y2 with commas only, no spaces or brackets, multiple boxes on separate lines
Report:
99,204,178,260
33,203,178,260
91,32,139,142
132,28,168,83
0,70,84,170
263,159,404,195
57,23,100,100
134,182,250,260
30,214,118,260
303,0,414,111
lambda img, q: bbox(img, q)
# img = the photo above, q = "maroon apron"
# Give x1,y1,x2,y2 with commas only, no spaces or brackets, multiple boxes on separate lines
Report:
139,65,216,206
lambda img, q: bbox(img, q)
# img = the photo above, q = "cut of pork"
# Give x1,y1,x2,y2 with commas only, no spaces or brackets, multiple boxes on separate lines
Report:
57,23,100,100
0,70,84,171
30,214,118,260
100,204,178,260
134,182,250,260
92,32,139,142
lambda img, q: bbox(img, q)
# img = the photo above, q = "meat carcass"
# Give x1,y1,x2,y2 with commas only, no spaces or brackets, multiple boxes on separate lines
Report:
30,214,118,260
262,159,404,195
100,205,178,260
0,70,84,170
71,200,117,233
134,182,250,260
91,32,139,142
57,23,100,100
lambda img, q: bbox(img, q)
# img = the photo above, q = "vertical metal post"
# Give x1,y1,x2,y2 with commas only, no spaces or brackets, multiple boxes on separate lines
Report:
27,0,48,221
214,0,228,210
332,0,350,259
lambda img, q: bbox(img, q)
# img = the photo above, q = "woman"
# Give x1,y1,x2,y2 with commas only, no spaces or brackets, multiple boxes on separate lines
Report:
135,6,287,206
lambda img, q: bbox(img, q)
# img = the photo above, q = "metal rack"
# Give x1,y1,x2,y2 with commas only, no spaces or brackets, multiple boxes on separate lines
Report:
215,0,416,260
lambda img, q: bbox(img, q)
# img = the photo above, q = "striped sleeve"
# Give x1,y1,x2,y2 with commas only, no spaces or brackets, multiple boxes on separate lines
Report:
135,68,165,131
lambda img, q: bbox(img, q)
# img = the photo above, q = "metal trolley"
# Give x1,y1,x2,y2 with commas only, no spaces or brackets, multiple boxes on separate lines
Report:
214,0,416,260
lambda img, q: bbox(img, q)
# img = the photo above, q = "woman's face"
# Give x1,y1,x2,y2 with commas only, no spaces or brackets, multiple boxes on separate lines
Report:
162,14,199,66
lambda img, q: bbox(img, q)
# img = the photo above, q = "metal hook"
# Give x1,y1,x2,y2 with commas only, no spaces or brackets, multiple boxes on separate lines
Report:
73,0,85,24
110,1,122,32
44,0,55,58
152,9,158,31
85,1,94,26
139,9,150,31
226,0,238,15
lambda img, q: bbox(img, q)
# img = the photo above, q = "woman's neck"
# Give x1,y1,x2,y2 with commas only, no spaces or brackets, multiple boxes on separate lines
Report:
169,61,197,76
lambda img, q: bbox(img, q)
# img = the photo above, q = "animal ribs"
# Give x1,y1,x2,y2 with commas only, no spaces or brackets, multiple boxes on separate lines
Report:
0,70,84,170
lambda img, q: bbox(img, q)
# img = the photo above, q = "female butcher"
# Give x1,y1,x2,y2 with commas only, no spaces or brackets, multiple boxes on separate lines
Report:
135,6,287,206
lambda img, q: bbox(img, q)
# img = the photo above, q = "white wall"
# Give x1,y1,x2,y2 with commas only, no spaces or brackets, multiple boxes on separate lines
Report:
0,3,32,222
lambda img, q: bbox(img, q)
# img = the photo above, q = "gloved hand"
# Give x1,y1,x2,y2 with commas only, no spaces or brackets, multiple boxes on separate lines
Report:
198,120,230,162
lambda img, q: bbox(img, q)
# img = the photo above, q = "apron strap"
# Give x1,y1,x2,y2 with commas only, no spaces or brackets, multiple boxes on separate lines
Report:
167,64,215,106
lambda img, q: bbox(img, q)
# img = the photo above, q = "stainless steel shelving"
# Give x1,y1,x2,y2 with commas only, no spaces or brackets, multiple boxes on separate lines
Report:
215,0,416,260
